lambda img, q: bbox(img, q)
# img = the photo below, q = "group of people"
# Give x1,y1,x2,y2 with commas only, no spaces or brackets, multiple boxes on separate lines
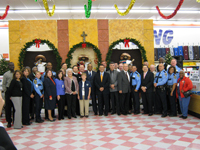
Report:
1,58,193,129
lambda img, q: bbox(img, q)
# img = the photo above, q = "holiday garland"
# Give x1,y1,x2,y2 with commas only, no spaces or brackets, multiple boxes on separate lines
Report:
0,55,9,75
114,0,136,16
84,0,92,18
42,0,55,16
156,0,184,19
65,42,102,69
18,39,62,71
0,5,9,20
105,38,147,68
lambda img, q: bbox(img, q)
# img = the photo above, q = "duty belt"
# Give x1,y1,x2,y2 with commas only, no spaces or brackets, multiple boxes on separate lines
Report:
166,85,173,88
132,85,136,88
156,85,164,89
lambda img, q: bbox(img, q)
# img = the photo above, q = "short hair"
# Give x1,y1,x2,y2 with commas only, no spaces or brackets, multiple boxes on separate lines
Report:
66,68,73,74
81,73,87,77
72,65,78,69
56,70,64,80
168,66,176,74
150,64,155,68
61,63,67,66
171,58,177,63
132,65,137,68
109,62,115,65
143,65,148,68
35,71,41,75
99,64,104,68
13,70,22,79
32,66,37,71
79,64,85,68
44,69,53,78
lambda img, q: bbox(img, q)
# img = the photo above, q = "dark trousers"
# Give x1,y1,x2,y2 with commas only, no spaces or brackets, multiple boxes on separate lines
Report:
66,94,76,117
97,93,109,115
76,95,80,115
167,88,177,116
152,91,158,113
91,90,97,114
5,90,14,124
131,87,140,113
57,95,65,119
120,92,130,114
142,92,153,114
29,97,35,119
110,91,120,114
22,95,30,124
0,127,17,150
34,93,43,120
156,88,167,115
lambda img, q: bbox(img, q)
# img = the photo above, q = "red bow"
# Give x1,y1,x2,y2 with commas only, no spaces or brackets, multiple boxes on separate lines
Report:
124,39,130,48
0,5,9,20
35,39,41,48
82,43,86,48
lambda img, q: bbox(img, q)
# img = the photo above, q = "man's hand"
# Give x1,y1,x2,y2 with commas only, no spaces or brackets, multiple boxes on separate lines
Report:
100,87,104,91
170,92,173,96
141,86,146,92
134,89,138,92
110,84,115,89
72,92,77,95
154,83,157,87
40,94,44,98
77,95,80,100
119,90,122,93
57,95,60,100
30,94,34,98
49,97,52,100
87,95,90,100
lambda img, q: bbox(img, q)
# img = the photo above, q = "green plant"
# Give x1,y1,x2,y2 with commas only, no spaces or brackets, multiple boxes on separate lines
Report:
0,55,9,75
165,52,173,65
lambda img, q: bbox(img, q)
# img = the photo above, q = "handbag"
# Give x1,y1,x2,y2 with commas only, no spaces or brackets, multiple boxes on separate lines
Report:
183,90,192,98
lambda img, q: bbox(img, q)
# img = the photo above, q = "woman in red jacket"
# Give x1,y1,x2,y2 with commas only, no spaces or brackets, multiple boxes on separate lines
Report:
176,70,193,119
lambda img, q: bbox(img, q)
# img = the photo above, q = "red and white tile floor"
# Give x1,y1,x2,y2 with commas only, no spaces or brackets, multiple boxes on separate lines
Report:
1,109,200,150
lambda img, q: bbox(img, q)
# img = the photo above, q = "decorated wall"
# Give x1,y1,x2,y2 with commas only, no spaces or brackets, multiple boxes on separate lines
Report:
9,19,154,69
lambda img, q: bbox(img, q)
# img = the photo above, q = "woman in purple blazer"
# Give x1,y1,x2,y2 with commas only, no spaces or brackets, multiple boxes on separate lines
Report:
64,68,79,119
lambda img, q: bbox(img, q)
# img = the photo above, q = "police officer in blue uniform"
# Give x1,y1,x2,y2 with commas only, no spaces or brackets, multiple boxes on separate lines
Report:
154,64,168,117
166,66,177,117
33,71,44,123
130,65,141,114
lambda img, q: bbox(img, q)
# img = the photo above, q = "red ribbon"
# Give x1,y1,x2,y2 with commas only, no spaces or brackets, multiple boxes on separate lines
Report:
82,43,86,48
124,39,130,47
156,0,184,19
0,5,9,20
35,39,41,48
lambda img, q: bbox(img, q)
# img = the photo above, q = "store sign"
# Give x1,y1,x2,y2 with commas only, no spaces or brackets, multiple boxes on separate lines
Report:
154,29,174,45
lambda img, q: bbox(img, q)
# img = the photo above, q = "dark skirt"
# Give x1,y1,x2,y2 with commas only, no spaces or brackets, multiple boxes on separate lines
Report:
44,96,56,110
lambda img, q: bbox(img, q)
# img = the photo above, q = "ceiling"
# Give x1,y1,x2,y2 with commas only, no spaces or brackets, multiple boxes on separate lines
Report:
0,0,200,22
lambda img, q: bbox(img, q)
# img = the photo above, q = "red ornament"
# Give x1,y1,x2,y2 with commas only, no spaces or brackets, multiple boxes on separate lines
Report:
124,39,130,47
156,0,184,19
35,39,41,48
0,5,9,20
82,43,87,48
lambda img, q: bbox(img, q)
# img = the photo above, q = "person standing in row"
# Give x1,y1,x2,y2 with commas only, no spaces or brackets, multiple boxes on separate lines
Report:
78,73,91,118
21,67,34,125
107,62,120,115
55,70,65,120
33,71,44,123
130,65,141,114
44,70,57,122
118,64,131,115
94,64,110,116
7,70,23,129
154,64,168,117
64,68,79,119
2,62,15,128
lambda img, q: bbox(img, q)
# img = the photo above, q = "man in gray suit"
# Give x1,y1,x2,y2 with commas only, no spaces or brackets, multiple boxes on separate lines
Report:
107,62,120,115
118,63,131,115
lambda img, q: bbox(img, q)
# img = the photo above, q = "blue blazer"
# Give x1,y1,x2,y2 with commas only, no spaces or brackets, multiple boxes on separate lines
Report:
78,80,91,100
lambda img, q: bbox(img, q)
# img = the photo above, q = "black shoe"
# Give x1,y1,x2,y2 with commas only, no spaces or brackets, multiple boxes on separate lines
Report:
161,114,167,118
179,115,183,118
104,114,108,116
148,113,153,116
85,116,89,118
182,116,187,119
68,116,71,119
142,113,148,115
36,119,44,123
99,114,103,116
127,112,132,115
111,112,116,115
73,115,77,118
169,114,177,117
61,117,64,119
45,117,48,120
117,113,121,116
122,113,127,115
155,112,162,114
94,113,98,116
80,116,84,118
48,118,56,122
134,112,140,115
52,116,56,118
7,123,11,128
23,122,31,125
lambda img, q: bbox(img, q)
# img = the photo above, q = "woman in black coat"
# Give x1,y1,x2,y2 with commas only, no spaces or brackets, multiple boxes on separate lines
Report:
21,67,34,125
44,69,57,122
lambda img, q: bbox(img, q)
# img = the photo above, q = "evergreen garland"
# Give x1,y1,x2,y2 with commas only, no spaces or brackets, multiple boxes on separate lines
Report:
65,42,102,70
105,38,148,68
18,39,62,71
0,55,9,75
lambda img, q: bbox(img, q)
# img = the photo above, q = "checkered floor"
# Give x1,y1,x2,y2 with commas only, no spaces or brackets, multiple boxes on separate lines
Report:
1,109,200,150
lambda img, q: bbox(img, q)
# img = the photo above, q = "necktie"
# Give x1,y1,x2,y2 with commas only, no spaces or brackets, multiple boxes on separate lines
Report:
126,72,129,81
101,73,103,82
156,72,161,83
143,72,146,79
89,72,91,78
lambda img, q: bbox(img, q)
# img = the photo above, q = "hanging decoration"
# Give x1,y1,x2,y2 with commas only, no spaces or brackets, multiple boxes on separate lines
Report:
84,0,92,18
42,0,55,17
35,0,38,2
114,0,136,16
156,0,184,19
35,39,41,48
0,5,10,20
197,0,200,3
124,39,130,47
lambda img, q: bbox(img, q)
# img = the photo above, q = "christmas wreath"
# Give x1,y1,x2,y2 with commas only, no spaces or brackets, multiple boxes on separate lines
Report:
105,38,148,68
65,42,102,70
18,39,62,71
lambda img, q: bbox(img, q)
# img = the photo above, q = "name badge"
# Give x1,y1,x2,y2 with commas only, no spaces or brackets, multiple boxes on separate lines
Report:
21,88,22,91
177,83,179,87
133,76,135,77
36,85,38,88
62,85,64,88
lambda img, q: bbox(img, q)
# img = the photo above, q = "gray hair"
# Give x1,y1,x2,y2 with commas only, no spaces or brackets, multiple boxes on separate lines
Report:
32,66,37,71
66,68,73,75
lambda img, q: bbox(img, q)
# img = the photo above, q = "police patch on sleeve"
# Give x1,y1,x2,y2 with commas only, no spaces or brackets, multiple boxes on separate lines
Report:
174,76,177,79
34,80,37,84
165,73,167,76
137,74,140,77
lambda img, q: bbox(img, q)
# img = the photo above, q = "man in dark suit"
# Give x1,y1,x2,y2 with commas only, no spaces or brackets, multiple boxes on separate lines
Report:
85,63,97,115
107,62,120,115
94,64,110,116
118,63,131,115
141,65,154,116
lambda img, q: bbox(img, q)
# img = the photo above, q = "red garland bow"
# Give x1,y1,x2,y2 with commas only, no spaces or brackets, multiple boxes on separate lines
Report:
82,43,87,48
35,39,41,48
0,5,10,20
156,0,184,19
124,39,130,47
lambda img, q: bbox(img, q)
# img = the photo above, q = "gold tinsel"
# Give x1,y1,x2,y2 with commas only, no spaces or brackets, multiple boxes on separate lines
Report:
42,0,55,16
114,0,136,16
197,0,200,3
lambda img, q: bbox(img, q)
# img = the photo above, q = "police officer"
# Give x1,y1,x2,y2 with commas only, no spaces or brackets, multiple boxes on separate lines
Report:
154,64,168,117
130,65,141,114
166,66,177,117
33,71,44,123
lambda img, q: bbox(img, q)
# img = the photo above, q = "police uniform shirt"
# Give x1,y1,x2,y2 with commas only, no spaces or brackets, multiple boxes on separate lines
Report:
33,78,44,96
130,71,141,90
167,73,177,86
175,65,181,81
154,70,168,86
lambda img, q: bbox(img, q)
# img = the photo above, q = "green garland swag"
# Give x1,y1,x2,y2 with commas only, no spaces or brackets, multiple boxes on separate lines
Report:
105,38,148,68
65,42,102,69
18,39,62,71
